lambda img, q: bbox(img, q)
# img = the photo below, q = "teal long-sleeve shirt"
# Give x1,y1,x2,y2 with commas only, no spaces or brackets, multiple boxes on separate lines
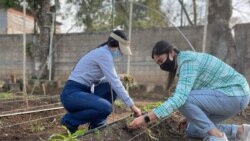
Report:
153,51,250,119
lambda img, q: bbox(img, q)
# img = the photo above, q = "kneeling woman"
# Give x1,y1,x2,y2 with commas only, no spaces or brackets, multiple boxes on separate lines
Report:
60,30,141,133
129,41,250,141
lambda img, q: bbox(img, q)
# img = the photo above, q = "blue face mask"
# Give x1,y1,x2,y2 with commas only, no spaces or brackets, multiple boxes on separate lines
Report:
111,48,122,59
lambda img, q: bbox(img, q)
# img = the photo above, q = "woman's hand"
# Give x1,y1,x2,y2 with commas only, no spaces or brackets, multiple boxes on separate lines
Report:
130,105,142,117
128,115,147,129
128,112,158,129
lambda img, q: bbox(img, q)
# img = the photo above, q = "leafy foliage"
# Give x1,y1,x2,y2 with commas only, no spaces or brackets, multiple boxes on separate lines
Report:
48,126,87,141
0,0,21,8
64,0,167,32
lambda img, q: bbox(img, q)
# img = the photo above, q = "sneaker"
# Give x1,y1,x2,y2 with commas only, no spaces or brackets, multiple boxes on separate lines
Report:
60,119,78,134
238,124,250,141
203,133,228,141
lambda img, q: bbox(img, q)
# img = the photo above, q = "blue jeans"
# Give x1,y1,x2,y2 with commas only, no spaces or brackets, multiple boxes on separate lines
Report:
60,80,117,129
179,89,250,139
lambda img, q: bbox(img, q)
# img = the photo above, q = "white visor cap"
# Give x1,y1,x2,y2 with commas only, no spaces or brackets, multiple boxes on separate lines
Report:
109,32,132,55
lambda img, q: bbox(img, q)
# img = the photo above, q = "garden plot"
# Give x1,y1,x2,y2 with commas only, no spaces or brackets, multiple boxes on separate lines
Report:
0,92,249,141
78,113,199,141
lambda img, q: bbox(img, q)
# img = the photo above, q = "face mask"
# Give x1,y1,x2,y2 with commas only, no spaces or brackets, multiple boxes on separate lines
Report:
160,55,176,72
111,48,122,59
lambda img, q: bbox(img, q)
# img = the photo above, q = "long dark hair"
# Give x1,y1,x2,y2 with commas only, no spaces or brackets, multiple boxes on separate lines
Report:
152,40,179,90
98,30,128,48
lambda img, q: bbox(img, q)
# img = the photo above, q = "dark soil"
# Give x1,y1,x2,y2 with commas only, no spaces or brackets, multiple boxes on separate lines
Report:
0,92,249,141
80,113,200,141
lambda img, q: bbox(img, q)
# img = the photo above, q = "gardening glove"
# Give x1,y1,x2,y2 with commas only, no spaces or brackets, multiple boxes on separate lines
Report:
130,105,142,117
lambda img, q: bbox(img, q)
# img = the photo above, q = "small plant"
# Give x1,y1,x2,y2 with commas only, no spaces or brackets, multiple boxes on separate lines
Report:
142,102,162,113
146,129,159,141
30,122,45,132
114,99,125,108
94,129,101,140
48,126,86,141
120,74,138,88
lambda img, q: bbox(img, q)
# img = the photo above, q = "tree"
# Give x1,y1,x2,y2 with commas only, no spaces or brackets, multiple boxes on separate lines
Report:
29,0,52,79
161,0,205,27
178,0,194,26
113,0,167,29
64,0,167,32
207,0,236,68
0,0,59,79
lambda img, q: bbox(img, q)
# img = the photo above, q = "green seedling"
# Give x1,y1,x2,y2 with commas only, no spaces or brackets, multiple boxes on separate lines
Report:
142,102,162,113
48,126,86,141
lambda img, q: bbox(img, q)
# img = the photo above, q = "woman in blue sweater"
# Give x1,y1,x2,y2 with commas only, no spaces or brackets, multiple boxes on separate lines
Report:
60,30,141,133
129,41,250,141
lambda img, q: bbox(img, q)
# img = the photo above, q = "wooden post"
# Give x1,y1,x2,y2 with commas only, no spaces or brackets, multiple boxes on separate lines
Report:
11,74,17,84
42,83,46,96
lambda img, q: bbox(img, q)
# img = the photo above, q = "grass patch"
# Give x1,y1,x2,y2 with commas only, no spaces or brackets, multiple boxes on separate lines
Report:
0,92,15,100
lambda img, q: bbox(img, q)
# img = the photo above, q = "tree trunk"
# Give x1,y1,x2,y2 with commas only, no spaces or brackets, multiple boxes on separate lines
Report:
33,0,51,79
207,0,237,69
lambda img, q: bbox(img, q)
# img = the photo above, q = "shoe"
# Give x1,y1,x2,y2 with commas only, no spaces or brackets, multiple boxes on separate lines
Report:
238,124,250,141
203,133,228,141
60,119,78,134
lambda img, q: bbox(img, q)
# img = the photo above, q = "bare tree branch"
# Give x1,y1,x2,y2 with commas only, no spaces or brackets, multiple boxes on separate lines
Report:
192,0,197,25
178,0,193,26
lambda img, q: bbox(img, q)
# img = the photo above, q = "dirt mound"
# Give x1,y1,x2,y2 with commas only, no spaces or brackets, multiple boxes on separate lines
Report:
80,113,200,141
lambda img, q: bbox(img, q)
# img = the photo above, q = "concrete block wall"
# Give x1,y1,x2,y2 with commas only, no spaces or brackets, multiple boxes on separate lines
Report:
0,34,33,81
52,27,205,85
0,24,249,90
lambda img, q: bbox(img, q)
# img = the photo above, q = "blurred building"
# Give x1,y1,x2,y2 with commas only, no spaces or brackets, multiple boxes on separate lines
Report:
0,8,61,34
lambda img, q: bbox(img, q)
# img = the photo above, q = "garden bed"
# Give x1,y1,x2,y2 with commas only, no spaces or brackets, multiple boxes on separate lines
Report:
0,91,249,141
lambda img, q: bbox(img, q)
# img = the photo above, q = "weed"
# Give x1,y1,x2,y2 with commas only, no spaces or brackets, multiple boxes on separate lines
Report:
29,121,45,132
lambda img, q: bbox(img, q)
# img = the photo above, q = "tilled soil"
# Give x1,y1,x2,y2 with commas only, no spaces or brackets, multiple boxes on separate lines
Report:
0,96,249,141
80,113,200,141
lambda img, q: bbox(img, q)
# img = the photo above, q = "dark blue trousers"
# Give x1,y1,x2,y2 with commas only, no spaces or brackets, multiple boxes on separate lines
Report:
60,80,117,129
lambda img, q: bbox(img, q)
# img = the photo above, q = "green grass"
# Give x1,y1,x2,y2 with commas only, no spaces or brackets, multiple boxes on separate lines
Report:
0,92,15,100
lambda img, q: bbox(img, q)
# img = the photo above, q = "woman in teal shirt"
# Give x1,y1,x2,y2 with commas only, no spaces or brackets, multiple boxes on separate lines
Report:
129,40,250,141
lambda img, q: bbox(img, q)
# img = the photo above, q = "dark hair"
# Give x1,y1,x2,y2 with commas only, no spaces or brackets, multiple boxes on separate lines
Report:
152,40,179,90
107,30,128,48
97,30,128,51
152,40,179,59
98,30,128,48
